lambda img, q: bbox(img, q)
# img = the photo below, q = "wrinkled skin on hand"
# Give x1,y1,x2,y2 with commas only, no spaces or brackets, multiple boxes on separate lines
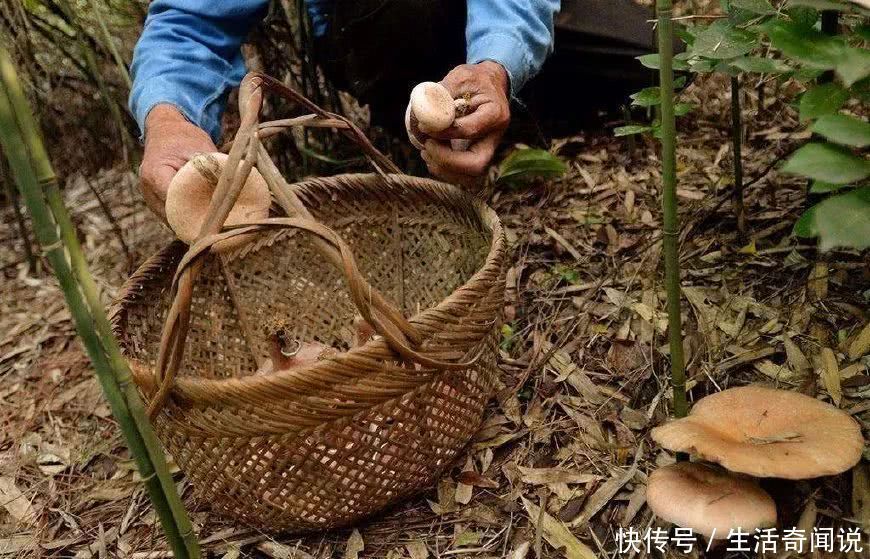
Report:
139,104,217,220
421,61,510,187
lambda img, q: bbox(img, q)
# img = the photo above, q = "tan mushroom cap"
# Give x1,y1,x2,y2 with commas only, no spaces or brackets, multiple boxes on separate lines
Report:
409,81,456,134
651,385,864,479
647,462,777,540
404,104,426,150
165,152,271,253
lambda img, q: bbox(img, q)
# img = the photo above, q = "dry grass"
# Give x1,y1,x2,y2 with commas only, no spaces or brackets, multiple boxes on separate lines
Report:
0,69,868,558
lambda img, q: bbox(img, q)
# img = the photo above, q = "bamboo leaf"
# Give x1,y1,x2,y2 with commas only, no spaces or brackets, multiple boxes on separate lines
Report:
781,143,870,183
798,83,849,120
614,124,653,136
691,20,759,59
809,180,850,194
638,53,691,70
835,47,870,86
794,187,870,251
811,114,870,147
497,148,567,184
674,103,695,116
730,0,776,14
788,0,852,10
765,19,845,68
787,6,820,28
521,498,597,559
728,56,792,73
630,86,663,107
793,205,820,238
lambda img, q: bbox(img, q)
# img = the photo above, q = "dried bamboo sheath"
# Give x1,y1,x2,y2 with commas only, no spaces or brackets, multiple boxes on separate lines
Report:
111,74,506,533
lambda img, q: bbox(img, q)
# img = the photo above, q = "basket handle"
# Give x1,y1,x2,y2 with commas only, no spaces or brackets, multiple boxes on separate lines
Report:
146,73,458,418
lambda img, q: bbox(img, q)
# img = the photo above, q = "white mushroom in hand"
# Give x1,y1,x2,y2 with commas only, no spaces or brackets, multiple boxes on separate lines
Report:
405,82,470,151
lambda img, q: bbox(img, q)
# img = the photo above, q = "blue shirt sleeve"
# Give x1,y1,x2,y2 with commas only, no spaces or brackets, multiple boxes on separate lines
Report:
129,0,268,142
465,0,560,96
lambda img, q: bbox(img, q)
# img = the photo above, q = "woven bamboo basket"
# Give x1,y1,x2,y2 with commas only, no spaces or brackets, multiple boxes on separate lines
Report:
110,74,506,533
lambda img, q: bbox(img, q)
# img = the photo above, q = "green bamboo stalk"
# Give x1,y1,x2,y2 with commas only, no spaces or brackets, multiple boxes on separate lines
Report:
730,76,746,237
655,0,688,419
0,47,199,559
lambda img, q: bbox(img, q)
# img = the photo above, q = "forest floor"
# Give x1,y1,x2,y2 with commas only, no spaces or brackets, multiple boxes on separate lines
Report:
0,71,868,558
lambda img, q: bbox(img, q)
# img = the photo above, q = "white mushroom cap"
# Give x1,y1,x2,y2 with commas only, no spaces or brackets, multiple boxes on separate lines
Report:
651,385,865,479
165,152,271,253
409,81,456,134
647,462,777,540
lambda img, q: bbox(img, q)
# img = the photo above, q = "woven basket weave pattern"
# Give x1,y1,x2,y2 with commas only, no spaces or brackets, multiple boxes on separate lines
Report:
113,174,505,532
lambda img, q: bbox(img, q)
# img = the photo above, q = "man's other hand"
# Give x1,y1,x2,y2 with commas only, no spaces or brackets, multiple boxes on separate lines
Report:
422,61,510,186
140,104,217,220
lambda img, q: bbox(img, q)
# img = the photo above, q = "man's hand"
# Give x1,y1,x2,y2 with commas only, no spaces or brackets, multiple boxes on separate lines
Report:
140,104,217,220
421,61,510,186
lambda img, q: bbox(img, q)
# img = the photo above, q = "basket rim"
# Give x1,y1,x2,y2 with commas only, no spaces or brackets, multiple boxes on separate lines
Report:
111,173,506,408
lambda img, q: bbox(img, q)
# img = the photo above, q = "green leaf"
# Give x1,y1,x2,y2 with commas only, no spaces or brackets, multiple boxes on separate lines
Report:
809,180,850,194
629,77,687,107
691,20,760,59
787,0,848,10
637,53,690,70
674,103,695,116
497,148,567,185
781,142,870,183
764,19,846,68
614,124,653,136
811,114,870,147
791,67,826,82
798,83,849,120
856,24,870,42
676,24,697,46
786,6,819,28
794,187,870,251
713,61,743,76
793,205,820,238
835,47,870,86
630,87,662,107
728,56,792,73
689,58,718,73
730,0,776,14
854,77,870,104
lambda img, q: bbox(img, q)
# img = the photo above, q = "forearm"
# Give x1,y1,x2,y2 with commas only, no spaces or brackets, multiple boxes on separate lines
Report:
465,0,560,95
129,0,268,142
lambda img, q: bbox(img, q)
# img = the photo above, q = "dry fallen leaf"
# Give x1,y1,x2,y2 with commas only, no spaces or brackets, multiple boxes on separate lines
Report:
819,348,842,406
256,541,316,559
344,529,364,559
568,444,642,527
518,467,600,486
457,470,499,489
783,335,812,373
849,321,870,360
0,477,37,527
455,456,474,505
406,540,428,559
521,497,597,559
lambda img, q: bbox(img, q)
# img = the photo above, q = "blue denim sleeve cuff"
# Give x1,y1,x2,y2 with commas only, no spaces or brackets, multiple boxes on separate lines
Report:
130,82,224,142
466,32,531,97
